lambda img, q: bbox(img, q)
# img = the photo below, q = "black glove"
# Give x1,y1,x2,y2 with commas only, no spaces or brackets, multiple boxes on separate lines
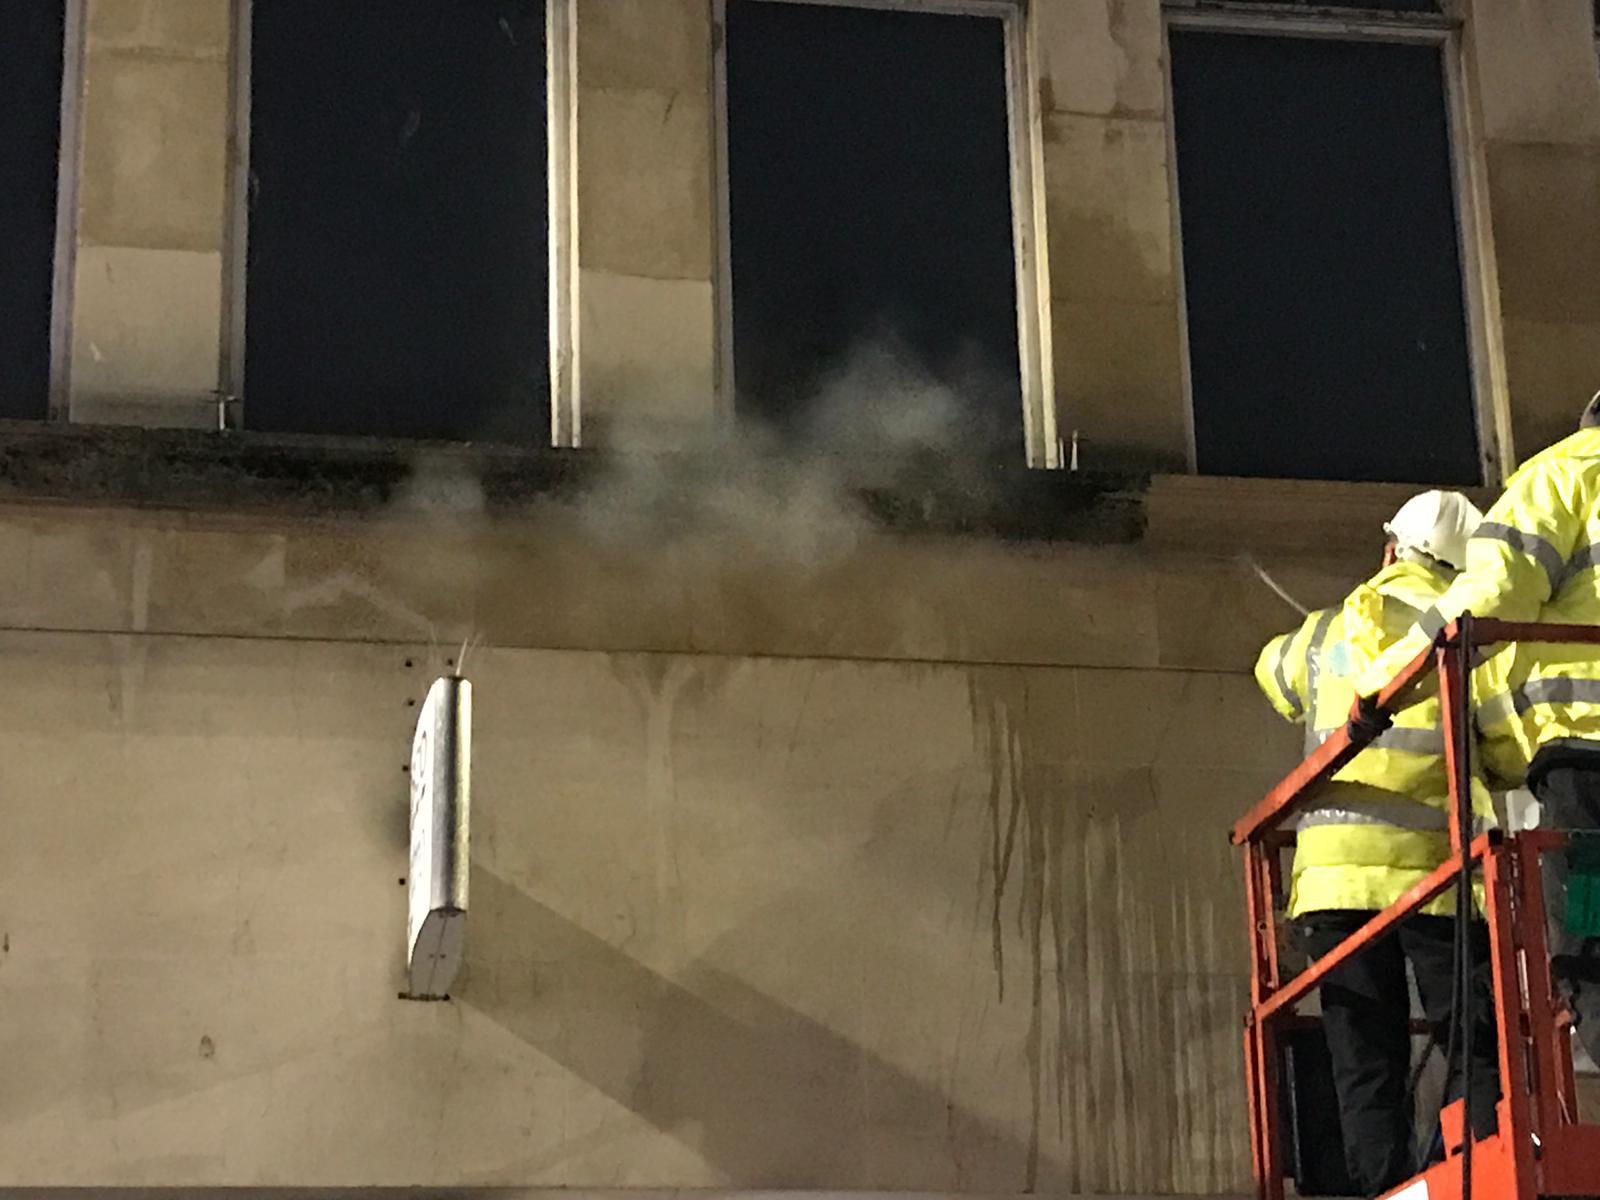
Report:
1346,694,1394,742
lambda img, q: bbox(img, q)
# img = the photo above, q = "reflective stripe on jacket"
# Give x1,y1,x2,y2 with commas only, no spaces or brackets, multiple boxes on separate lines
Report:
1360,428,1600,762
1255,560,1510,918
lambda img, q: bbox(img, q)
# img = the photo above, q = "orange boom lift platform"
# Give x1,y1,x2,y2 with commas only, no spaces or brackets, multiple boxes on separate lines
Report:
1235,616,1600,1200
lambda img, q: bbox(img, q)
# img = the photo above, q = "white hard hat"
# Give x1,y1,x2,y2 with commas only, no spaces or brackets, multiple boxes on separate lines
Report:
1384,490,1484,571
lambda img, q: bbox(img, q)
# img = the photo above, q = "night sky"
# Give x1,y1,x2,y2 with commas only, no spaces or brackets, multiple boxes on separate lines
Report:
1171,31,1480,485
246,0,548,442
0,0,65,420
726,1,1023,456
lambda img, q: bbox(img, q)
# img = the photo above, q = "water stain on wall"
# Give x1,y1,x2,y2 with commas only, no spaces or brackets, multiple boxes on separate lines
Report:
610,653,733,963
969,667,1068,1190
969,664,1249,1194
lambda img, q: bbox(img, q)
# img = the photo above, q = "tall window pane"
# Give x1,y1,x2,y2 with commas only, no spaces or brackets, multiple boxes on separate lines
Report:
726,2,1023,456
246,0,549,442
1171,32,1479,484
0,0,66,419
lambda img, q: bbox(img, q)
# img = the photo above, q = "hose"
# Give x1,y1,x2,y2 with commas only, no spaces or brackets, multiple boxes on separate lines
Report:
1452,637,1476,1199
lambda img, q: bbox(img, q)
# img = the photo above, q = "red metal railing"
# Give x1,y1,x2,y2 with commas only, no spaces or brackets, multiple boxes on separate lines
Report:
1235,617,1600,1200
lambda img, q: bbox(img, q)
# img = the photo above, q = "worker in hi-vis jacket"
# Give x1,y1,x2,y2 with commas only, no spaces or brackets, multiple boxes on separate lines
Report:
1360,398,1600,1072
1256,490,1522,1198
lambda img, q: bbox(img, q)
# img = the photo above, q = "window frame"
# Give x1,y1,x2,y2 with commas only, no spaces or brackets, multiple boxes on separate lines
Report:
1160,0,1510,484
220,0,574,444
38,0,87,423
711,0,1059,468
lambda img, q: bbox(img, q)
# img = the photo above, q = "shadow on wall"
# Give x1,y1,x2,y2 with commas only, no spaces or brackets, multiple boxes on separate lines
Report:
460,864,1033,1190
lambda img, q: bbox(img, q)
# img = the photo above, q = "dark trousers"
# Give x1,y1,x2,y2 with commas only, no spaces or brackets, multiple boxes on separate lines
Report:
1527,760,1600,1066
1298,911,1501,1198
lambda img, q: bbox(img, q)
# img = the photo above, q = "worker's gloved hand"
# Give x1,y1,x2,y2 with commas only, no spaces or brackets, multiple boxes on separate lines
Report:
1346,694,1394,743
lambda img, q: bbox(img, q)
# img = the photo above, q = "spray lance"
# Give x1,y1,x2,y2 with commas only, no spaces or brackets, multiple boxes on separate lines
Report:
1240,553,1311,618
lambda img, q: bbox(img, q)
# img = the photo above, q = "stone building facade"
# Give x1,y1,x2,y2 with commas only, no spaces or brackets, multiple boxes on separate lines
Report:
1,0,1598,1194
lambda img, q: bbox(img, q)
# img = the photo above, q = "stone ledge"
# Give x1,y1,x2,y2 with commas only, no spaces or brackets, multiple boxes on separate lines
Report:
1146,473,1500,557
0,422,1497,558
0,421,1147,545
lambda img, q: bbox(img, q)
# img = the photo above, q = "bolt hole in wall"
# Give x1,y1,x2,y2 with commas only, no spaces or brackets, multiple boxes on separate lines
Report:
0,0,65,419
244,0,549,442
1169,25,1480,484
724,0,1025,460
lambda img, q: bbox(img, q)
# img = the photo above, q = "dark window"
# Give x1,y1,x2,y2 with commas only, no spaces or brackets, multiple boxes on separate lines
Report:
246,0,548,442
0,0,66,420
726,1,1023,456
1170,32,1478,484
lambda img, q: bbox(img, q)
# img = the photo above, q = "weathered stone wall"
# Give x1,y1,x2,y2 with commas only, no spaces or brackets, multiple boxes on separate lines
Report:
576,0,719,440
0,481,1367,1192
1458,0,1600,461
0,439,1408,1192
69,0,230,429
1035,0,1188,470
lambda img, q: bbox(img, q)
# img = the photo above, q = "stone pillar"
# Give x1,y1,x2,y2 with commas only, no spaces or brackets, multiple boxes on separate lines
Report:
70,0,231,429
1032,0,1189,472
1460,0,1600,462
574,0,718,445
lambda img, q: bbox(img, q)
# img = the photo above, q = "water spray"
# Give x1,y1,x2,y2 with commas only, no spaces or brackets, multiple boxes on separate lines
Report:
1241,553,1310,618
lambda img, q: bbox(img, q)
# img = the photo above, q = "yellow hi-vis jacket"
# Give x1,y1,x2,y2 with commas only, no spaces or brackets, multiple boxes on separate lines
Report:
1362,428,1600,764
1256,559,1516,918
